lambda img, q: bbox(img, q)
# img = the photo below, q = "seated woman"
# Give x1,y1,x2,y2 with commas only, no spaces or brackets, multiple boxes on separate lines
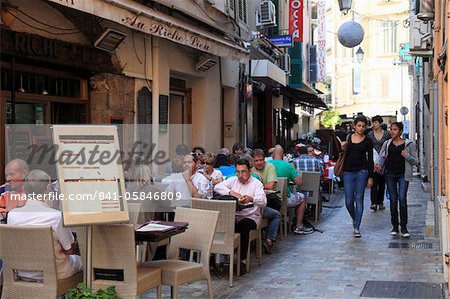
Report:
201,153,224,185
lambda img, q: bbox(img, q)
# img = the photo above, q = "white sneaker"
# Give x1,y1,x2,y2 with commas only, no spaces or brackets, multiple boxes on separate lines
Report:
354,229,361,238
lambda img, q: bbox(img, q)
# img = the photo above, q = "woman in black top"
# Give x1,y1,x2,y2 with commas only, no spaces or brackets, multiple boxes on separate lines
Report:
375,122,419,238
341,115,374,238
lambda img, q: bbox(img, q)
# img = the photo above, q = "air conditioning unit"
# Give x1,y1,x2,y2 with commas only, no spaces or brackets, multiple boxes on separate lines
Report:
409,15,432,50
259,1,276,26
278,53,291,74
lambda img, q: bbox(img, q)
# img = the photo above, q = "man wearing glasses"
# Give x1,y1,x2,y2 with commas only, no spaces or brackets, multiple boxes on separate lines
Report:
214,159,266,274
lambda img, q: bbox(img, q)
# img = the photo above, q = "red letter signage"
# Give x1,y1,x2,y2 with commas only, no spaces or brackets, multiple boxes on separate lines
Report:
289,0,303,42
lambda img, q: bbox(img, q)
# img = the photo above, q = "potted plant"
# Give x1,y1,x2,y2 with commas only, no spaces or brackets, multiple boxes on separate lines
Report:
66,283,117,299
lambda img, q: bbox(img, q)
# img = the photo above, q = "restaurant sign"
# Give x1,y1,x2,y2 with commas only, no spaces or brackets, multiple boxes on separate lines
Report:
289,0,303,42
46,0,248,60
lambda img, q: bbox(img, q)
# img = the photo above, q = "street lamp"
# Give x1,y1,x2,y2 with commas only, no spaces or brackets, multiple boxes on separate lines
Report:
338,0,352,15
356,47,364,63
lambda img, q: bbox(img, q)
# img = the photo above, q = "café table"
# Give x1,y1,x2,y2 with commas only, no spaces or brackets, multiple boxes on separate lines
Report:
134,221,188,262
134,221,188,243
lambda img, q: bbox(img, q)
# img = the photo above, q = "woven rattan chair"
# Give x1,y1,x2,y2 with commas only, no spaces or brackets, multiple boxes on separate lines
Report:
91,224,162,298
299,172,322,222
246,214,262,273
0,225,83,299
191,198,241,287
143,207,219,299
276,178,289,237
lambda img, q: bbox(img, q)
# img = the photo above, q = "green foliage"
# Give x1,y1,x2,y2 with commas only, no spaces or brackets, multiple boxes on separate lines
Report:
320,110,342,129
66,283,117,299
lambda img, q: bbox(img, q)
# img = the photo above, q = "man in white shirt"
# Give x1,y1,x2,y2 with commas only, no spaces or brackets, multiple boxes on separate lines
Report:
164,154,208,208
7,169,82,281
214,159,266,273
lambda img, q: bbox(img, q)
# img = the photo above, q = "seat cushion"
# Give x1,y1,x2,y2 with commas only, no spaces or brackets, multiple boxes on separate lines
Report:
142,260,204,286
136,267,161,295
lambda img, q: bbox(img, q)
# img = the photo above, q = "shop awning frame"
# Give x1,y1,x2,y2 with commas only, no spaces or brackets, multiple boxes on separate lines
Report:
281,85,328,109
46,0,250,61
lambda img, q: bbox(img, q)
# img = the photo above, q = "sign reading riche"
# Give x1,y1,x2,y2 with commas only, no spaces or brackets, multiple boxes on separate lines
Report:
122,14,211,52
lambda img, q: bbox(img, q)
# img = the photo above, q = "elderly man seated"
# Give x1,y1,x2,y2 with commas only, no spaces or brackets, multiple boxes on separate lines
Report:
214,159,266,275
0,159,29,221
7,169,82,282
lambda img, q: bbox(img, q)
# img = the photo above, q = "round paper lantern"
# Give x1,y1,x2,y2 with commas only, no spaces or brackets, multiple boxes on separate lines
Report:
338,21,364,48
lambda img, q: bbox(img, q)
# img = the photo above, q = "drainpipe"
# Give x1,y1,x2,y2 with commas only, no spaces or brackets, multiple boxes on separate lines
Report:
418,58,426,177
151,36,159,176
432,80,439,236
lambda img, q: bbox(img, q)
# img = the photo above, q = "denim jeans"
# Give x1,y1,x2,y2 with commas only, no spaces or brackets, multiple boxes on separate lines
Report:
385,175,409,229
263,206,281,241
343,170,369,229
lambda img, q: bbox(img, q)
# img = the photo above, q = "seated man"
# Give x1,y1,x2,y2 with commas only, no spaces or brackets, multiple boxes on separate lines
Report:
7,169,82,281
293,146,324,175
269,147,313,235
214,159,266,274
251,149,281,254
0,159,29,221
164,153,209,208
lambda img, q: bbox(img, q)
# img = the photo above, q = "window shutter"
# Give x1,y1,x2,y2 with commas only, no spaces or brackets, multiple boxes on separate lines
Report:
308,45,318,83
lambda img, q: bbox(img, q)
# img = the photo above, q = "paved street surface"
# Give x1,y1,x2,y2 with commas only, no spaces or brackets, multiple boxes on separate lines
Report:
144,177,445,298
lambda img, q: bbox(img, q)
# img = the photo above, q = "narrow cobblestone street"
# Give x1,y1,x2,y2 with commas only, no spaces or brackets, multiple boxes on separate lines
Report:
144,177,445,298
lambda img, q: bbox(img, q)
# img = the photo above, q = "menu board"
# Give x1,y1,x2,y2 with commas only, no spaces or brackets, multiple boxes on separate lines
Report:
52,125,129,226
159,95,168,133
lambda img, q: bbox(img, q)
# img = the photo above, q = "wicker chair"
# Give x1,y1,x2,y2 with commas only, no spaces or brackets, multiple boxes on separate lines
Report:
191,198,241,287
91,224,162,298
0,225,83,299
276,178,289,237
245,207,262,273
299,172,322,222
142,207,219,299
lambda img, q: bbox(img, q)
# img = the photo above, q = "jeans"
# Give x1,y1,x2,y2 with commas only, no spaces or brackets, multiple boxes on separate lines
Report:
385,175,409,229
370,172,386,205
343,170,369,229
263,207,281,241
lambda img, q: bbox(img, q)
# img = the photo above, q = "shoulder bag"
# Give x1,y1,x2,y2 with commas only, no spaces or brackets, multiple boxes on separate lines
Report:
334,135,350,176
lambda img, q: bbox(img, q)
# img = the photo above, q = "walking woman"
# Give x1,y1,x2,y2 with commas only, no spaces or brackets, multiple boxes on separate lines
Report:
375,122,419,237
367,115,391,211
341,115,374,238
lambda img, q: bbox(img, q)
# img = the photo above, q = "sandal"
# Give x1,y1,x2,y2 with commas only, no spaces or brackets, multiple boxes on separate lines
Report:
370,204,377,211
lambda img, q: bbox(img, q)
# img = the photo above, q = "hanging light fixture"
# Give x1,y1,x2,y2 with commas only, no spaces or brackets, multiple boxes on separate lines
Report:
337,0,352,15
356,47,364,63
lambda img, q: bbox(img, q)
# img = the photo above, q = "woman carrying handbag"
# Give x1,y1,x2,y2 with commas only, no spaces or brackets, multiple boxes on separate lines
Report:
375,122,419,238
338,115,374,238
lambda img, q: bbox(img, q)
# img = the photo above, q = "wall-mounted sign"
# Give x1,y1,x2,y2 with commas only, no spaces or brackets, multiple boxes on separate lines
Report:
316,0,326,82
224,122,234,138
268,35,293,48
289,0,303,42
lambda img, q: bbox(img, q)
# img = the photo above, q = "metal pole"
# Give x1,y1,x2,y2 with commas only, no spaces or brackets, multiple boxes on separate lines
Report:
432,81,439,236
418,58,425,177
401,64,405,122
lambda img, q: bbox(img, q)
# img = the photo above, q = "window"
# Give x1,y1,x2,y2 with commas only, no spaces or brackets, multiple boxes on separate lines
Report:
382,20,398,54
236,0,248,26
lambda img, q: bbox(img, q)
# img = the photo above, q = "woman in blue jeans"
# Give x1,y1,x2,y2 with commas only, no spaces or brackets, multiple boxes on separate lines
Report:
375,122,419,237
341,115,374,238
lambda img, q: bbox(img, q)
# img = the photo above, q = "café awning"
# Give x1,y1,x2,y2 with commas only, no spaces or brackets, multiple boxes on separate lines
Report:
46,0,249,61
281,85,328,109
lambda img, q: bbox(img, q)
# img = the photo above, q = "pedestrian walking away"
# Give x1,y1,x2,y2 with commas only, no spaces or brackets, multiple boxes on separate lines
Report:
375,122,419,238
340,115,374,238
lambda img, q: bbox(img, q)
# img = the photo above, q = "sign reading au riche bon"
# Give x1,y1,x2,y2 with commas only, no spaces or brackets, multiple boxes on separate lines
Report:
122,15,211,52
